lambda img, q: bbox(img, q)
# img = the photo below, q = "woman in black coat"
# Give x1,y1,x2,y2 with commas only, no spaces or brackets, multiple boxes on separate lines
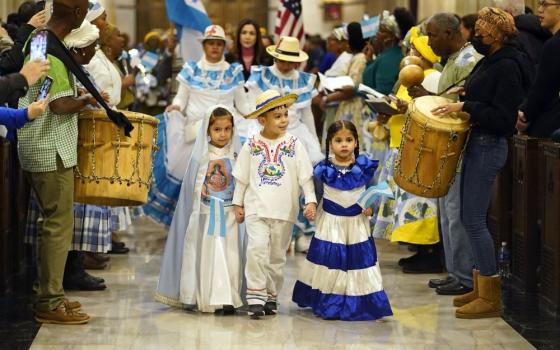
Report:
433,7,533,320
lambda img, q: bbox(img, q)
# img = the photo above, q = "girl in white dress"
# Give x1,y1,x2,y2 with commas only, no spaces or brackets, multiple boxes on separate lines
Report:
144,24,251,227
155,105,243,314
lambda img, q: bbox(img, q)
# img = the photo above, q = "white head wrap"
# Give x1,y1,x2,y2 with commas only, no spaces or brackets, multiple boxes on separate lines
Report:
64,20,99,49
86,1,105,23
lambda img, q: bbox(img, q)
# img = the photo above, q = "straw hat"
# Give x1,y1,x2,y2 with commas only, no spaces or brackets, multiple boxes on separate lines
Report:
198,24,230,44
266,36,308,62
244,90,298,119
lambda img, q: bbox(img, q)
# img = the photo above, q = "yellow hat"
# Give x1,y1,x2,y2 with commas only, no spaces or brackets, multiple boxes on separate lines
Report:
266,36,308,63
244,90,298,119
144,31,162,50
410,27,440,64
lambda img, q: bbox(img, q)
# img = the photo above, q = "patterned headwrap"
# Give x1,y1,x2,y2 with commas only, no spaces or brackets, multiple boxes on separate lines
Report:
476,7,518,41
380,10,400,39
332,26,348,41
409,26,440,63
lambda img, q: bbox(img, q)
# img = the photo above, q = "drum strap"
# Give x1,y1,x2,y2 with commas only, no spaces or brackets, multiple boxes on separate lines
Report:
29,30,134,136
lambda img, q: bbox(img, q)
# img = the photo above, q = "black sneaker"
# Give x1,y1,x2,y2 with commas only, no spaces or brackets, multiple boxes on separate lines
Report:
214,305,236,316
264,301,277,315
428,276,455,288
436,282,473,295
247,304,265,318
84,271,105,284
402,253,443,274
398,252,423,267
64,273,107,291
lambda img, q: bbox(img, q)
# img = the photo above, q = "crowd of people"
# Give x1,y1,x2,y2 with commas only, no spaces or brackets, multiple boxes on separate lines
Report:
1,0,560,327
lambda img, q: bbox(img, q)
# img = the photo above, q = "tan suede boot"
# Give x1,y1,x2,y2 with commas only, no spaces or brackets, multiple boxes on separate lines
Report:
453,269,479,307
455,275,503,319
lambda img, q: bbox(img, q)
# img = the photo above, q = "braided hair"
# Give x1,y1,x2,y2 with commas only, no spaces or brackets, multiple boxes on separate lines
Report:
325,120,360,163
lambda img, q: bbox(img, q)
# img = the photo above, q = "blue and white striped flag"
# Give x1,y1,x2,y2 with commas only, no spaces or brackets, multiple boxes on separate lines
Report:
361,16,380,39
139,51,159,73
165,0,211,61
357,181,394,210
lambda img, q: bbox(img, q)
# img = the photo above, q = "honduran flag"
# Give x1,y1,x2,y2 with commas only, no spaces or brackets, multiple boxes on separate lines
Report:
165,0,212,61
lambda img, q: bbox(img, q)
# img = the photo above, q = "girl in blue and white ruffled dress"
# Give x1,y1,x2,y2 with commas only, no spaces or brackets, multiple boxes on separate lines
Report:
292,120,393,321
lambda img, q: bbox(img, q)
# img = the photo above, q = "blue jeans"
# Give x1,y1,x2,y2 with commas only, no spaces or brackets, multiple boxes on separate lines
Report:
438,171,474,288
460,132,508,276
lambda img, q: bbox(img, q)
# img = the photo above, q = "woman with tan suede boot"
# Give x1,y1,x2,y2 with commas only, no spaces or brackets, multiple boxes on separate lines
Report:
433,7,534,319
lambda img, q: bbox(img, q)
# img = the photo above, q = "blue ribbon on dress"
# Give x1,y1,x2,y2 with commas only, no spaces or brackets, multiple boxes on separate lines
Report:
322,198,363,217
207,196,226,237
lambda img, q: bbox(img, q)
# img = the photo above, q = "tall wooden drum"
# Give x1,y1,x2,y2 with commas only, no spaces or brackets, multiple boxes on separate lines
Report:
75,110,159,206
394,96,470,198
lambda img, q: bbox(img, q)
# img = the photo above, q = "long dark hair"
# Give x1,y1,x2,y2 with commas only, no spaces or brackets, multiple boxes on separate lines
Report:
325,120,360,162
232,19,263,66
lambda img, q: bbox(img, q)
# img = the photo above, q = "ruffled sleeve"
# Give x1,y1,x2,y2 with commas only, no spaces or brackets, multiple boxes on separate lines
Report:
176,60,197,88
313,155,378,191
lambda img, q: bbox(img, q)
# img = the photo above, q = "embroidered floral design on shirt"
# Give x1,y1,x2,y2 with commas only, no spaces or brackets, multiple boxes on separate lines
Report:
249,137,296,186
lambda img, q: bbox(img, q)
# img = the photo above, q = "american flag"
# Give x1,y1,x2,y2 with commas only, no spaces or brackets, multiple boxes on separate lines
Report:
274,0,305,44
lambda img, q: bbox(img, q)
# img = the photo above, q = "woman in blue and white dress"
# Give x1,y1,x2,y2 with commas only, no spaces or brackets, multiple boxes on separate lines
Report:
245,36,323,163
144,25,251,226
293,121,392,321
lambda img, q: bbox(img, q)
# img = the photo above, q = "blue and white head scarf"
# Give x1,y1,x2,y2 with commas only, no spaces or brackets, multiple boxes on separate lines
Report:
86,1,105,23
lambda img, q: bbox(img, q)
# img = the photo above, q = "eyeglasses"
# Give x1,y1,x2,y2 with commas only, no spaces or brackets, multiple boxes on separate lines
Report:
538,1,560,8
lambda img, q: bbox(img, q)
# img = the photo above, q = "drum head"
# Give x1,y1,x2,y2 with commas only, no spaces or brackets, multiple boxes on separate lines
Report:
410,96,470,132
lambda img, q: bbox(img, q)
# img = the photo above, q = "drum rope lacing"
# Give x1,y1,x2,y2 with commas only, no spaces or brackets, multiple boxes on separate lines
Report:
74,113,158,188
394,106,469,195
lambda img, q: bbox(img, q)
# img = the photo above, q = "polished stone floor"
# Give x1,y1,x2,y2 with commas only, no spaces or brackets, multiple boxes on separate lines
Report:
27,217,536,350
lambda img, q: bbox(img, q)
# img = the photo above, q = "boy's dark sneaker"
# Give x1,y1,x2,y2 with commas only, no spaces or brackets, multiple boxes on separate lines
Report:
247,304,265,318
264,301,277,315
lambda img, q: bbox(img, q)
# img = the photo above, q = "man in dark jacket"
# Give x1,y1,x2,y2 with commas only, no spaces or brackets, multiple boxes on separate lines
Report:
0,60,49,105
517,1,560,137
495,0,552,67
0,5,46,76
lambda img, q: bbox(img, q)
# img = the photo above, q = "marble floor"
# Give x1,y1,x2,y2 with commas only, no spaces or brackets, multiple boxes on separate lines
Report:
28,217,535,350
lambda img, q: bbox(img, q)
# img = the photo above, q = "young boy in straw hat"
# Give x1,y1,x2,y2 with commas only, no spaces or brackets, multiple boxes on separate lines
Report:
232,89,317,318
246,35,323,253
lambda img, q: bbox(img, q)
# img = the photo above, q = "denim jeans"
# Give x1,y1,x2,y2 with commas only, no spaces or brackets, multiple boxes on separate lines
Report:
460,132,508,276
438,171,474,288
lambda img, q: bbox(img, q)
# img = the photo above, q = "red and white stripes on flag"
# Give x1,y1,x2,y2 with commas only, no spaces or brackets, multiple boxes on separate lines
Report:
274,0,305,45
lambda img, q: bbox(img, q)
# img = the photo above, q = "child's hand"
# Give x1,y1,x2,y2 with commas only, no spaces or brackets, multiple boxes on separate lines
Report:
362,207,373,217
27,96,49,120
234,205,245,223
303,203,317,221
